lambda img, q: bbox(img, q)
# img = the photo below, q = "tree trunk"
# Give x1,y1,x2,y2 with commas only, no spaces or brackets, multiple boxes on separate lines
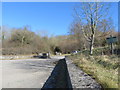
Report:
2,35,5,40
21,36,25,46
90,34,94,55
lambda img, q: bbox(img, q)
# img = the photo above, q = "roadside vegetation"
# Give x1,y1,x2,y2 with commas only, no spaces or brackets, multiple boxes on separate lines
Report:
67,3,119,88
1,3,119,56
1,2,119,89
69,50,119,88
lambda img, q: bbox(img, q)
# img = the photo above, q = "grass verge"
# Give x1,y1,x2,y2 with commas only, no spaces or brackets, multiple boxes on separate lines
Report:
69,54,119,89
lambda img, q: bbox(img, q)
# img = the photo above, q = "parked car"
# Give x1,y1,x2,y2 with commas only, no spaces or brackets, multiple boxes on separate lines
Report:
41,52,50,58
42,53,48,58
72,51,78,54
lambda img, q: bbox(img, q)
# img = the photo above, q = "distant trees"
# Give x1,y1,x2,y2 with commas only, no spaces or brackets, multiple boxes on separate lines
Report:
69,21,88,50
10,27,34,46
94,18,115,47
55,35,81,53
2,24,117,55
2,26,52,55
69,19,116,51
54,46,61,53
73,2,112,55
1,3,118,55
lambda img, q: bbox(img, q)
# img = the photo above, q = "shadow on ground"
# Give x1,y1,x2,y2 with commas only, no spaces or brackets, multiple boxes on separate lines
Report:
42,58,73,89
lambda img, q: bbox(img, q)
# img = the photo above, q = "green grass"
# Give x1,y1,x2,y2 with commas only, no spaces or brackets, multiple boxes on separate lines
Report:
69,54,119,89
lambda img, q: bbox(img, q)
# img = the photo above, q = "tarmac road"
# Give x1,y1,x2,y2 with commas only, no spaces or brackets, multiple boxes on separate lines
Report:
1,56,65,88
1,55,101,89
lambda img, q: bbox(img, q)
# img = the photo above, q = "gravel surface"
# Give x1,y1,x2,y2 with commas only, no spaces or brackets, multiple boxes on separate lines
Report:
66,57,102,89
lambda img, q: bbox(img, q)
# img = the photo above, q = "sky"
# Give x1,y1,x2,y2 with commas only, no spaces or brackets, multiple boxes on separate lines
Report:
2,2,118,36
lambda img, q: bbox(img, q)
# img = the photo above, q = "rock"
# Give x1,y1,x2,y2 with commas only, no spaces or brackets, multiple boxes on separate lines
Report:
65,57,102,89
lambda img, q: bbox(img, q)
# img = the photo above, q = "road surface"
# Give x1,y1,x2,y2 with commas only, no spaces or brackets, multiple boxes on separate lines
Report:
1,56,64,88
1,55,101,89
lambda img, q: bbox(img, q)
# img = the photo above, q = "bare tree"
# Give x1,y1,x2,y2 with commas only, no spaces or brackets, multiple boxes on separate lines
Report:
74,2,109,55
69,21,88,50
97,18,115,37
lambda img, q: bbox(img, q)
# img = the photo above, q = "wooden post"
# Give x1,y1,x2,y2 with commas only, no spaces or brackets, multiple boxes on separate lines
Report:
110,42,114,55
110,35,114,55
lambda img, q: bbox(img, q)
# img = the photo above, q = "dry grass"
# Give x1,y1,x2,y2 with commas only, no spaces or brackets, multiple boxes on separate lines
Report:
69,54,119,89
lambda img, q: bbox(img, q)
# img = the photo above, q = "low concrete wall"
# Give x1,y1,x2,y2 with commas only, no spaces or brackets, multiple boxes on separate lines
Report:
42,58,72,89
